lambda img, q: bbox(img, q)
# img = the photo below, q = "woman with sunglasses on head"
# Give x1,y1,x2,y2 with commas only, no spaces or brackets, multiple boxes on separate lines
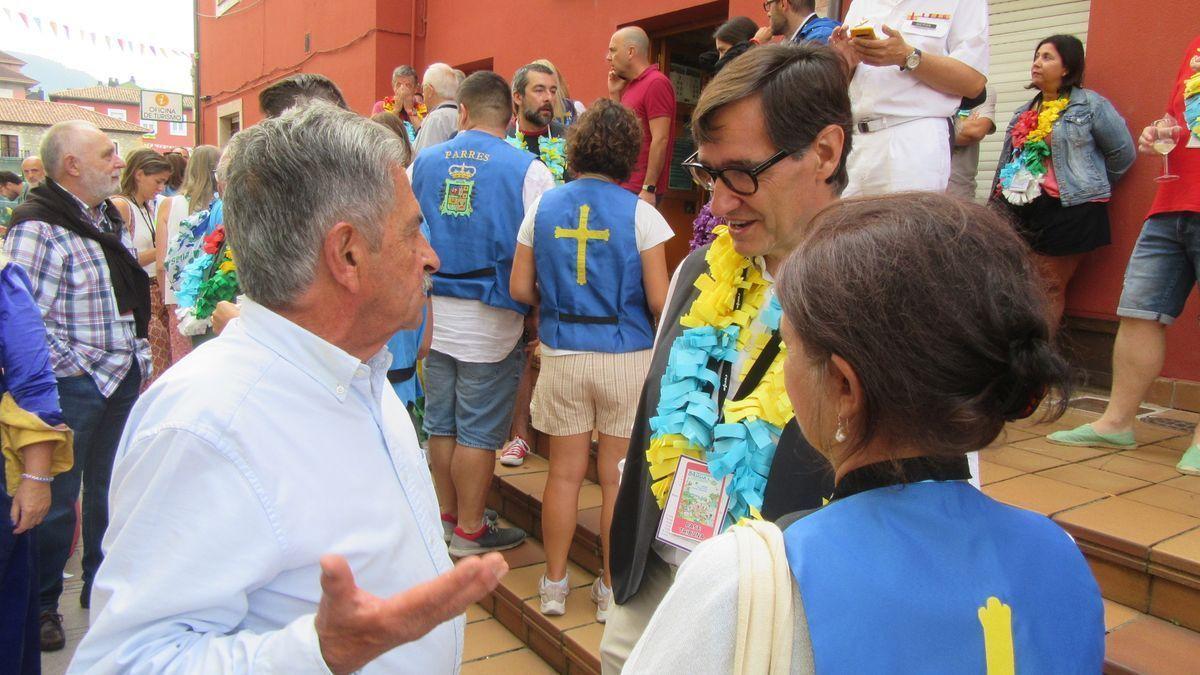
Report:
626,192,1103,673
510,99,672,623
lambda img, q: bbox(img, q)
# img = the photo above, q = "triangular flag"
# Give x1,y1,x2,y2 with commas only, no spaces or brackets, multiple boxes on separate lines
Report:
139,43,145,55
117,38,125,50
105,35,111,49
18,12,28,28
64,25,70,39
49,20,58,36
91,32,97,44
3,8,11,20
149,45,157,56
33,17,41,30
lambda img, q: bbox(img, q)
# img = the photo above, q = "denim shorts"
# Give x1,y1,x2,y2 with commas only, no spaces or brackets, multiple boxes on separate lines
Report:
422,345,525,450
1116,211,1200,325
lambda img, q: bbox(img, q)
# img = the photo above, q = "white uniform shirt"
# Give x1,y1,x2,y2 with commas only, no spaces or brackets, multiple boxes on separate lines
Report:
844,0,989,120
70,300,460,674
410,159,555,363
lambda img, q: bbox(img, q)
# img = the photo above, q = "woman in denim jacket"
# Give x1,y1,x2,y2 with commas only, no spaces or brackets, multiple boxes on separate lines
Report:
992,34,1135,327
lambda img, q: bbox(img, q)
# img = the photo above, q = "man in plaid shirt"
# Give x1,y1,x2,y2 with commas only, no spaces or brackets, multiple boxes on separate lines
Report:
4,120,150,652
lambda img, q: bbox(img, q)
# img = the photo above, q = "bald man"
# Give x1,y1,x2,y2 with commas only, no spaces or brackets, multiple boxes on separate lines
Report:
606,27,676,206
19,155,45,202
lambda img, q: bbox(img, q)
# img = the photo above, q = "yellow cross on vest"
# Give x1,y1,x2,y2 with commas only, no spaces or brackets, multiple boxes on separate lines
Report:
554,204,609,285
978,596,1015,675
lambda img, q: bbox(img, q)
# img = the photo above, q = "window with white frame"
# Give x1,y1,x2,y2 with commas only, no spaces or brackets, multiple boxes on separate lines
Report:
169,120,188,136
140,119,157,136
107,108,127,121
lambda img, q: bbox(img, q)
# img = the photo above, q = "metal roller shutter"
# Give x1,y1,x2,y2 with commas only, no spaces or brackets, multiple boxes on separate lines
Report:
974,0,1092,201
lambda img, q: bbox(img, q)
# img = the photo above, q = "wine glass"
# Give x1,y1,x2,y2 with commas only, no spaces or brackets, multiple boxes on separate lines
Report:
1152,114,1183,182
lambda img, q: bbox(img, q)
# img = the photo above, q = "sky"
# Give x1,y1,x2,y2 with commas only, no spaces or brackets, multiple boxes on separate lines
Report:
0,0,195,93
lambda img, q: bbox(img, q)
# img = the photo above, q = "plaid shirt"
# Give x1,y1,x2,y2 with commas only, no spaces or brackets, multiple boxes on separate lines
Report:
3,189,151,397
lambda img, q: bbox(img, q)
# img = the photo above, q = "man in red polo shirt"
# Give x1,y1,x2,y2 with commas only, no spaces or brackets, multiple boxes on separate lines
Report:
607,26,677,205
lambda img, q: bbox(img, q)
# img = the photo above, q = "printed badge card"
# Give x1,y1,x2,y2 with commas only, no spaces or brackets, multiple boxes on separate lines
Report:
656,455,732,553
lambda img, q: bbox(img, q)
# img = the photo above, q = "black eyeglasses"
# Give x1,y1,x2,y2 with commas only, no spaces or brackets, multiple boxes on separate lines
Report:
762,0,780,11
681,149,795,196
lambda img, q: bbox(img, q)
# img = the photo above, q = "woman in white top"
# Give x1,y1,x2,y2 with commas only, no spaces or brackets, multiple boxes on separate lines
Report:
112,148,172,388
510,100,672,622
154,145,220,362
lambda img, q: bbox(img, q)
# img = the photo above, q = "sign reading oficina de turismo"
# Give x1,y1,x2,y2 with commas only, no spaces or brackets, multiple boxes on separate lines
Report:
140,90,186,123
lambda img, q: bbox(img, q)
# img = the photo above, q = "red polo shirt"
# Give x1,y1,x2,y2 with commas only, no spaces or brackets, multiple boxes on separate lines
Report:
1148,35,1200,218
619,64,677,194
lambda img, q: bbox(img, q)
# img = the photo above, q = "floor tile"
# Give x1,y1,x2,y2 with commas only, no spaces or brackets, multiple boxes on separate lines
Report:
1054,497,1200,557
1123,484,1200,519
495,453,550,477
1084,455,1181,484
1103,599,1141,633
1158,434,1198,452
981,473,1103,515
578,483,604,510
978,460,1023,485
462,648,557,674
1105,615,1200,675
577,506,602,537
1122,444,1188,468
1150,527,1200,578
502,560,596,600
1011,437,1112,463
499,537,547,570
564,621,606,669
981,446,1067,473
1161,475,1200,495
1013,407,1097,434
998,425,1039,444
463,618,525,662
466,603,491,623
1037,463,1151,495
504,472,550,500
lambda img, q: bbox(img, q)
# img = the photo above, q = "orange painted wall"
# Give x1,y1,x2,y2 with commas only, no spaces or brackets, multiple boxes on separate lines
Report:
196,0,417,141
1072,5,1198,380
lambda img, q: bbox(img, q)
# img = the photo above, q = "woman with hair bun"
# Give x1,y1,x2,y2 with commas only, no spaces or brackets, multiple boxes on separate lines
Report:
626,192,1103,673
510,99,672,622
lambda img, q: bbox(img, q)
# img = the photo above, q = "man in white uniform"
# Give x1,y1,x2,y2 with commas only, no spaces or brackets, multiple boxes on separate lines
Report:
69,103,507,673
831,0,989,196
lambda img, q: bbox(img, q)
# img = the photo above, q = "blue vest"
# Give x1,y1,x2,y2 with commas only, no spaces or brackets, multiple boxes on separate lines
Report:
532,179,654,353
783,481,1103,674
411,130,534,314
384,222,430,406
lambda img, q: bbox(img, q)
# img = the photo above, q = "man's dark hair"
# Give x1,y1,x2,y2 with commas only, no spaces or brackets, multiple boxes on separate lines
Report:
785,0,817,12
778,192,1071,462
566,99,642,182
259,73,349,118
1031,34,1086,92
713,16,758,45
693,43,852,192
512,62,555,98
457,71,514,128
0,170,21,186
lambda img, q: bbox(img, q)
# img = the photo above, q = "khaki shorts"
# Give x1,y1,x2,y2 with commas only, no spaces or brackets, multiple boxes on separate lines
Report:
531,350,652,437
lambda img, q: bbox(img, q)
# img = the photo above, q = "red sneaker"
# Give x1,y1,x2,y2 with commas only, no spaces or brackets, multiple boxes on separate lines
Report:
499,437,530,466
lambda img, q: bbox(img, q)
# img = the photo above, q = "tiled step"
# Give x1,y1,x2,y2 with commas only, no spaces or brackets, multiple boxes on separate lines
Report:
983,408,1200,634
481,406,1200,673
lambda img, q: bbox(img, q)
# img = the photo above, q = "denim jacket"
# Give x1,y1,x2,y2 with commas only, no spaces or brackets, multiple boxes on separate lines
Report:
995,87,1135,207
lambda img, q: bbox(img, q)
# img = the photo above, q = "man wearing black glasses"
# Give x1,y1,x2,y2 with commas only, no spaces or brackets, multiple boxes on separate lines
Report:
600,43,852,673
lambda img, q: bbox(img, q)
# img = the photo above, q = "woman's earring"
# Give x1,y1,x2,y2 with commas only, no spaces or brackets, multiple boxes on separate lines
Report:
834,417,848,444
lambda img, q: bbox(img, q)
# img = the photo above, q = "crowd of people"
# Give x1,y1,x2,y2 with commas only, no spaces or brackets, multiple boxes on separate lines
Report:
0,0,1198,671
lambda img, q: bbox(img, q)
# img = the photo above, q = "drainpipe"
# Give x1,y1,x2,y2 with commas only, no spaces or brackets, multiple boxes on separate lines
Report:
193,0,201,145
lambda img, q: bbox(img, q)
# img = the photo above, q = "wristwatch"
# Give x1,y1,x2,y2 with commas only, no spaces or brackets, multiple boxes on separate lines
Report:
642,184,657,194
901,48,923,72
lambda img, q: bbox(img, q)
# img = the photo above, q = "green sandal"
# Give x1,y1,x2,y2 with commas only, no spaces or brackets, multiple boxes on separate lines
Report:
1177,445,1200,476
1046,424,1136,450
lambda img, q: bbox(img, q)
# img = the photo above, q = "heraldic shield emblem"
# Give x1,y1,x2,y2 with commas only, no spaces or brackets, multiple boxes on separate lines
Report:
440,163,477,217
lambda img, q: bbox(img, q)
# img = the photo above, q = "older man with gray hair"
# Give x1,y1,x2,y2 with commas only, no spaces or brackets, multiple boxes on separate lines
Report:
413,62,461,154
6,120,148,651
69,103,507,674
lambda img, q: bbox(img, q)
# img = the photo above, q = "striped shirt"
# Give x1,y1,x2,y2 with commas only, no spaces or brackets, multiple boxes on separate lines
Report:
3,189,150,397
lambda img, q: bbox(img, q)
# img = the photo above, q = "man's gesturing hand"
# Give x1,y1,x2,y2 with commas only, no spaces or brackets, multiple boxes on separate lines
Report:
316,552,508,674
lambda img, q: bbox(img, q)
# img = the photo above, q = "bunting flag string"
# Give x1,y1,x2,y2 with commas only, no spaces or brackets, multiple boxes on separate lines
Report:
1,8,193,59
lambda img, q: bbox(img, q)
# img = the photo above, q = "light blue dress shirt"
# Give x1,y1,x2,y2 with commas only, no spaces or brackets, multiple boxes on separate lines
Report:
69,300,461,674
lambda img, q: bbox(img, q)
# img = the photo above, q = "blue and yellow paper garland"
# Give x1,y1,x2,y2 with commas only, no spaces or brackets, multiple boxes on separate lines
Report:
646,226,792,524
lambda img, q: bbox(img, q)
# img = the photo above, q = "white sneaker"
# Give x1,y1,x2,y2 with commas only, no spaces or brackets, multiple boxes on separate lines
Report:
499,437,530,466
591,576,611,623
540,575,569,616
